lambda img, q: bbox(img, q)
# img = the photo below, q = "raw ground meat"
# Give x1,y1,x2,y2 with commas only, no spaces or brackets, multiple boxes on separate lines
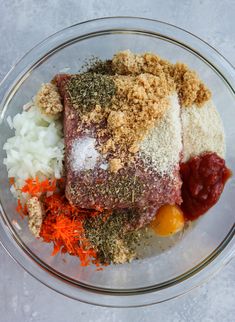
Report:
55,74,182,229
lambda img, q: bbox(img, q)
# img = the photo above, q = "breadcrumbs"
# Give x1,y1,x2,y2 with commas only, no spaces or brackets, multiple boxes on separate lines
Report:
36,83,63,115
26,196,44,237
181,100,225,162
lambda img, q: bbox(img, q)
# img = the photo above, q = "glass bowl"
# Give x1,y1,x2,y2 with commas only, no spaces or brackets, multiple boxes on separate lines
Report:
0,17,234,307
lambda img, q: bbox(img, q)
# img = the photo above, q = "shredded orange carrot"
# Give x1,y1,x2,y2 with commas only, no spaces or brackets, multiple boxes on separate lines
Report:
16,199,27,218
14,177,103,267
102,211,112,223
40,193,100,267
20,177,57,196
96,267,104,271
9,177,15,185
16,178,57,217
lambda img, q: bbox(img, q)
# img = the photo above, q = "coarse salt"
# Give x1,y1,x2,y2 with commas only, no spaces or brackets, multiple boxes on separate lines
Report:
70,137,100,172
100,163,108,170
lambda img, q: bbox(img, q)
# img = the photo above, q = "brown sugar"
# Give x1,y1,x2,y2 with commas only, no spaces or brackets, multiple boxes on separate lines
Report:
172,63,211,107
109,158,123,173
107,73,173,150
107,110,126,129
194,83,211,107
112,50,211,107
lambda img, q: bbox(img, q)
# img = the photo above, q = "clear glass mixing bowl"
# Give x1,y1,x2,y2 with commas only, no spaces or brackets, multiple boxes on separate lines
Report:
0,17,234,307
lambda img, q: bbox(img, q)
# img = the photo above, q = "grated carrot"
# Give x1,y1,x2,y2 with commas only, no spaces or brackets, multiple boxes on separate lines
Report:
16,177,57,217
14,177,103,267
40,193,100,267
9,177,15,185
20,177,57,196
16,199,27,218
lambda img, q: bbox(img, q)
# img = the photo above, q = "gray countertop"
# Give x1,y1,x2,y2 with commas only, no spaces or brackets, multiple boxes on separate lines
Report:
0,1,234,321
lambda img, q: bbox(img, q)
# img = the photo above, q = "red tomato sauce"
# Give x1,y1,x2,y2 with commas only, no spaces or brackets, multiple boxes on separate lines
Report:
180,152,231,221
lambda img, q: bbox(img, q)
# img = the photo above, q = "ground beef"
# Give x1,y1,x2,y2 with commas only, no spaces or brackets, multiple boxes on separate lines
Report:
55,74,182,229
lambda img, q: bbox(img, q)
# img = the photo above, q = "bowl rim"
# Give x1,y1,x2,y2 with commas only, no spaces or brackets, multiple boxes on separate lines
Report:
0,16,234,307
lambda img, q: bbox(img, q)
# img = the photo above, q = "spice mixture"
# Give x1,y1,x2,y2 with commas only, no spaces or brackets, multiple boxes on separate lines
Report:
64,50,211,173
84,210,142,264
67,73,116,114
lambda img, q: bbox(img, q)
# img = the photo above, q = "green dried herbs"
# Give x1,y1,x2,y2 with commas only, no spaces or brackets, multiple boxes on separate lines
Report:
67,72,116,113
84,210,142,264
70,171,144,206
80,56,114,75
87,59,114,75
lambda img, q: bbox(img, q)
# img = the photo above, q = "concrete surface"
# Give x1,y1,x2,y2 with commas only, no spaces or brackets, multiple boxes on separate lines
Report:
0,0,234,321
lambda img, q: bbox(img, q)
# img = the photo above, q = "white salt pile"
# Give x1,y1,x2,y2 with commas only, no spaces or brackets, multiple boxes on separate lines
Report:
70,137,100,172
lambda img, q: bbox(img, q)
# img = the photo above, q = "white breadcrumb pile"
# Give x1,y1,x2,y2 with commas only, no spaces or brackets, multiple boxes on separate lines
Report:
35,83,63,115
3,104,64,189
182,100,225,162
26,197,44,237
139,93,182,176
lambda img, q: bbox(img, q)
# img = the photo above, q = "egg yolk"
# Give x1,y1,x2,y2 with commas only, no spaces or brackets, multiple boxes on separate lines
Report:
151,204,185,237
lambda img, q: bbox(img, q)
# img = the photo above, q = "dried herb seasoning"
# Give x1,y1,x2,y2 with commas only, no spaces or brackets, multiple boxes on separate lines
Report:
67,72,116,113
69,171,144,207
87,59,114,75
80,56,114,75
84,209,142,264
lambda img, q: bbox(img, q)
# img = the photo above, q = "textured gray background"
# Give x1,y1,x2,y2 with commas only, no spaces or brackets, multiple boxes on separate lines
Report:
0,0,234,321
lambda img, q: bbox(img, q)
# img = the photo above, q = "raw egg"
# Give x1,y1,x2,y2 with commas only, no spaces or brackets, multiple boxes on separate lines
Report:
151,204,185,237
